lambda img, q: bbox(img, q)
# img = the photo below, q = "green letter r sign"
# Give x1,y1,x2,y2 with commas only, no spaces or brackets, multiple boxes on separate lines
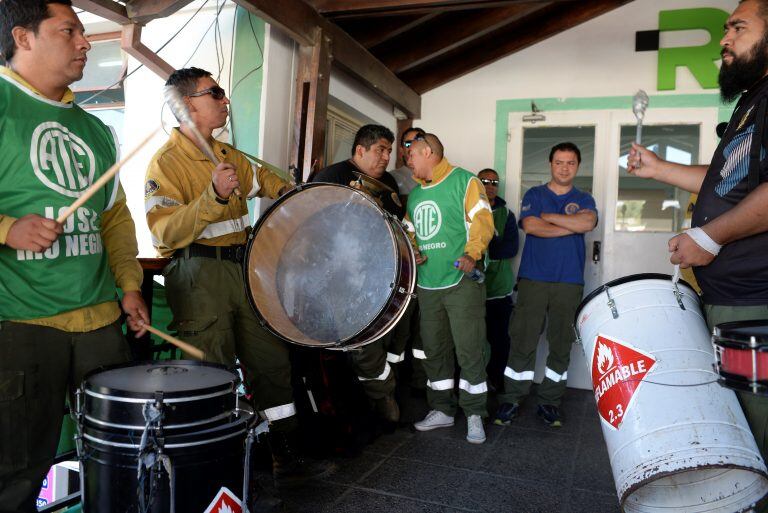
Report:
657,8,728,91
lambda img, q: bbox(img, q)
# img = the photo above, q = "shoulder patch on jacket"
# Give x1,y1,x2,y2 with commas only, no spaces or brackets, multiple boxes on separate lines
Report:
145,179,160,198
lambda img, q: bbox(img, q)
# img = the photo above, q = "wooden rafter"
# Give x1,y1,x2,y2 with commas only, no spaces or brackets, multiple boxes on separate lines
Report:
120,24,175,80
374,3,543,73
399,0,632,93
125,0,195,24
337,12,439,48
72,0,130,24
234,0,421,118
312,0,574,18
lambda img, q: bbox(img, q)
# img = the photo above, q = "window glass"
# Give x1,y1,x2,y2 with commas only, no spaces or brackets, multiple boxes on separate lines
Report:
616,125,699,232
521,126,595,199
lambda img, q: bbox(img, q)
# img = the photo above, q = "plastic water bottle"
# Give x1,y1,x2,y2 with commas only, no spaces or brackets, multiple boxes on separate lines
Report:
454,260,485,283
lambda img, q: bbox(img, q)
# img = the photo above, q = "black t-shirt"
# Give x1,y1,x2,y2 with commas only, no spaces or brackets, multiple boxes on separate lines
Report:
693,79,768,305
310,159,404,219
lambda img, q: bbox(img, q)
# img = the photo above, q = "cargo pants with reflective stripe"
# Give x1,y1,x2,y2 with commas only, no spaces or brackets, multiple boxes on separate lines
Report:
351,299,418,400
418,277,489,417
164,256,298,432
500,279,583,407
0,321,130,513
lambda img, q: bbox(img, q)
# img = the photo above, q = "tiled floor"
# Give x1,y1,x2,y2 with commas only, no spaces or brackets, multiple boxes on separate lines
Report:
258,388,622,513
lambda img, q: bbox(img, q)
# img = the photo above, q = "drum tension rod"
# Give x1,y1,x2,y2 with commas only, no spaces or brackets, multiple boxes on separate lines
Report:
604,286,619,319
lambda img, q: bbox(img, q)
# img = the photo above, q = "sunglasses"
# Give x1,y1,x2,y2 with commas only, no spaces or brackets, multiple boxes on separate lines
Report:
480,179,500,186
187,86,227,100
405,134,433,152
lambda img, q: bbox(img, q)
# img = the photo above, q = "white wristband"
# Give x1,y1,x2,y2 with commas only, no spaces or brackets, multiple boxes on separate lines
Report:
684,227,722,256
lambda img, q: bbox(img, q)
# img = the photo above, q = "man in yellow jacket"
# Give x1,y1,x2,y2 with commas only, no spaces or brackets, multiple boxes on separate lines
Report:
145,67,328,486
403,133,494,444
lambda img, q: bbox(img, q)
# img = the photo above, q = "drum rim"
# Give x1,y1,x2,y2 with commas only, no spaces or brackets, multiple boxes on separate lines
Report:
243,182,403,348
574,273,699,324
83,360,239,398
714,320,768,343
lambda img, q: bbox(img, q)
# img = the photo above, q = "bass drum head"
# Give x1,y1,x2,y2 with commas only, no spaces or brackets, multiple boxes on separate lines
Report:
245,183,399,347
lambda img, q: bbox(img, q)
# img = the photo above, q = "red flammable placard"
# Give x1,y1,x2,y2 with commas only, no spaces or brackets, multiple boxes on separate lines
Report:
591,333,657,430
204,487,242,513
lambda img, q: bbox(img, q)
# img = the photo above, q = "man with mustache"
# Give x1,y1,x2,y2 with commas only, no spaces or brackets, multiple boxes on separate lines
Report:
628,0,768,462
145,67,331,487
0,1,149,511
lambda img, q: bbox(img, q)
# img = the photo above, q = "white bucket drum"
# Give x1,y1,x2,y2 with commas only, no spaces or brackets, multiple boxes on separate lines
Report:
574,274,768,513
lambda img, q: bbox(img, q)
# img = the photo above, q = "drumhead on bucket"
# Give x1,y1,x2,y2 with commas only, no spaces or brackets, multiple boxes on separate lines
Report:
715,320,768,346
244,183,407,347
575,273,697,325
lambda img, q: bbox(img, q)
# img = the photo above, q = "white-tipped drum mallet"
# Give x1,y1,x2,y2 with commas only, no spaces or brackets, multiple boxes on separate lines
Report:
632,90,650,145
140,322,205,360
56,128,160,224
163,85,241,197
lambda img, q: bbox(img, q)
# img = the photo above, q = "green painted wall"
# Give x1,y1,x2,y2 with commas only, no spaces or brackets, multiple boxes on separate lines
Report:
230,7,267,221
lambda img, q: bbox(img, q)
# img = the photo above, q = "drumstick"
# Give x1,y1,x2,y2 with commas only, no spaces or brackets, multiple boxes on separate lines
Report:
56,128,160,224
140,323,205,360
163,85,241,197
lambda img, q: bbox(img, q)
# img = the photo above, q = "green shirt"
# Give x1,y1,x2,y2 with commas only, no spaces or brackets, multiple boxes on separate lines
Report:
0,74,120,321
485,206,515,299
408,167,476,289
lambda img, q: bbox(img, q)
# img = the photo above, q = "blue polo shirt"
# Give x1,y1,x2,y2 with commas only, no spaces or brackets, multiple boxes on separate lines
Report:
518,184,596,285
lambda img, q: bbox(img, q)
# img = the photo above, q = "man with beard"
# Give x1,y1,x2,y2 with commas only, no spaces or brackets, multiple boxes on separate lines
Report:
628,0,768,463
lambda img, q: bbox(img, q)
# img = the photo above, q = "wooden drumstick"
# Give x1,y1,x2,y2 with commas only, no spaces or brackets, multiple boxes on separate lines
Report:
163,85,241,197
56,128,160,224
140,323,205,360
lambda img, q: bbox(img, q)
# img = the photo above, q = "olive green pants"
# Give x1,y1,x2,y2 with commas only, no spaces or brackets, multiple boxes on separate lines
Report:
351,300,418,400
418,278,489,417
0,321,130,513
499,279,583,407
164,255,297,432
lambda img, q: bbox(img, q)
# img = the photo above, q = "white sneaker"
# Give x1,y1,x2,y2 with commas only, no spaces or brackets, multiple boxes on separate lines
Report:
466,415,486,444
414,410,454,431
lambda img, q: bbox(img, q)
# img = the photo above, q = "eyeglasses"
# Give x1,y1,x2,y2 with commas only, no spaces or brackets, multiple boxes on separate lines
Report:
406,134,433,152
187,86,227,100
403,133,426,148
480,179,500,186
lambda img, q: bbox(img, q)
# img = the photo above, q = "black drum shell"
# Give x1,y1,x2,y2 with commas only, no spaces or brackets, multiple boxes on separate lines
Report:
81,410,252,513
82,361,238,431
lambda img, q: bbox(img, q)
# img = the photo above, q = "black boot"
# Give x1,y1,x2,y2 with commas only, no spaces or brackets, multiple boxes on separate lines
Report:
268,431,336,488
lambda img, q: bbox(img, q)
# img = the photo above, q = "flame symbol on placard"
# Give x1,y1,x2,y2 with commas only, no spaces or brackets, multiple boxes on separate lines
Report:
218,504,234,513
597,342,614,375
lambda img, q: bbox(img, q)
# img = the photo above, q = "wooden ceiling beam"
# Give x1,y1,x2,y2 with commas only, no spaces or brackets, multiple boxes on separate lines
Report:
234,0,421,118
72,0,130,24
399,0,632,93
121,24,175,79
125,0,195,24
374,3,542,73
312,0,575,17
337,12,439,48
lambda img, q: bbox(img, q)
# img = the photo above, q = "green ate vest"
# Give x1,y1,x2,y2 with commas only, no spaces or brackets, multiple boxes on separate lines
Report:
408,167,475,289
0,75,119,321
485,206,514,299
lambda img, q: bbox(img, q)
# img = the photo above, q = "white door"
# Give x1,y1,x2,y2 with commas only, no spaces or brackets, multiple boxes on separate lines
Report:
504,107,718,391
506,111,610,390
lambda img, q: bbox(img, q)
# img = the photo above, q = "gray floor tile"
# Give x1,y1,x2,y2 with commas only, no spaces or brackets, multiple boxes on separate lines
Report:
570,488,621,513
356,458,477,509
322,489,472,513
461,473,564,513
391,433,498,472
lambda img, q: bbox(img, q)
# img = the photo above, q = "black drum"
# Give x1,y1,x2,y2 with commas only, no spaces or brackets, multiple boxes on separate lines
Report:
78,361,254,512
243,183,416,349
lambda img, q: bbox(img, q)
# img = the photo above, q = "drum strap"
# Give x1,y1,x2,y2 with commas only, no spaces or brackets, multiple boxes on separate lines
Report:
748,96,767,192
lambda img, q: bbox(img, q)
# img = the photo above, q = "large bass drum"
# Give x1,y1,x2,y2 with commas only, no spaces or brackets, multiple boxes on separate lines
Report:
244,183,415,349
